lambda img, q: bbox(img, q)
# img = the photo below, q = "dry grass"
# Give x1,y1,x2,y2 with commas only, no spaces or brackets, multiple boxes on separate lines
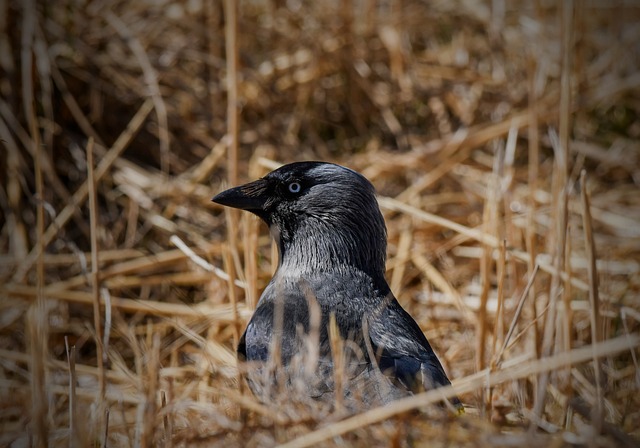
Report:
1,0,639,446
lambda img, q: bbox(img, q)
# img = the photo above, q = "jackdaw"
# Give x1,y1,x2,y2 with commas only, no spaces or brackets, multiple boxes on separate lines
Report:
212,161,461,411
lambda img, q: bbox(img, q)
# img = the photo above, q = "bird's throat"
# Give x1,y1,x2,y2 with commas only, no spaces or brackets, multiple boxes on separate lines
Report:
272,218,387,278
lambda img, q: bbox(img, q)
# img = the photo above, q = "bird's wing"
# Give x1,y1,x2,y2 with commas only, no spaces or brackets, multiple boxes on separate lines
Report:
237,309,272,362
236,280,312,364
367,297,454,394
237,329,247,361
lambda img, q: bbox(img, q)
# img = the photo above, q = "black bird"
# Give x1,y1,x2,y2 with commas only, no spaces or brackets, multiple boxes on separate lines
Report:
213,162,461,410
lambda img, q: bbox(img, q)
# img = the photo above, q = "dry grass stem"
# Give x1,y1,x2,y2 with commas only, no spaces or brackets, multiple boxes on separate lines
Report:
580,170,603,432
87,137,106,407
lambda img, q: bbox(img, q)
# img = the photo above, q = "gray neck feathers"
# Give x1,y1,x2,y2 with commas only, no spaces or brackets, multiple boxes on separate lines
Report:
274,200,387,278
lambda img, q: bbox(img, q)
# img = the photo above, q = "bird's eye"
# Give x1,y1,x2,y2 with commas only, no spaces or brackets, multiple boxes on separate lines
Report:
288,182,302,194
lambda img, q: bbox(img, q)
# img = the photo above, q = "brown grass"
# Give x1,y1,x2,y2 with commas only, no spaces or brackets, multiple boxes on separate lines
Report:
1,0,639,446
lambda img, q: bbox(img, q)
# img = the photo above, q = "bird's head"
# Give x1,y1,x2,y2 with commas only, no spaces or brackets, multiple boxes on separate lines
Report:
212,162,387,276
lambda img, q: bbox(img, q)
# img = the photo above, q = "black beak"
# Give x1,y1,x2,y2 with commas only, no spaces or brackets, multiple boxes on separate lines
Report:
211,178,270,213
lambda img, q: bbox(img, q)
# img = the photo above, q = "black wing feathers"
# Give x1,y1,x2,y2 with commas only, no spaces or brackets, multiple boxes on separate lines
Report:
369,297,454,393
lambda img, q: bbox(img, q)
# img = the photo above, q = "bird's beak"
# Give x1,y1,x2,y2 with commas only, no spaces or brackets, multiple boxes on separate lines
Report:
211,178,270,212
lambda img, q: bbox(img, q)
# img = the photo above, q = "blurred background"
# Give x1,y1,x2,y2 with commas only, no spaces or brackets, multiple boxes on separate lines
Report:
1,0,639,446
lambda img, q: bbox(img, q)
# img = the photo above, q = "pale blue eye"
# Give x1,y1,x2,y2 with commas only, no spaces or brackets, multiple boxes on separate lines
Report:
288,182,301,193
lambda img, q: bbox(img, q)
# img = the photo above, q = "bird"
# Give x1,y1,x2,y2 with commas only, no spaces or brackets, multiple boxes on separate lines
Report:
212,161,461,411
